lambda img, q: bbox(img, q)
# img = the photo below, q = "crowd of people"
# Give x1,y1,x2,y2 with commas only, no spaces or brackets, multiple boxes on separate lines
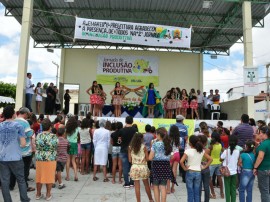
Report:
0,105,270,202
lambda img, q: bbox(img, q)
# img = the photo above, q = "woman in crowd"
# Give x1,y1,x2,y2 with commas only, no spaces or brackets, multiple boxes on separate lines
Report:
142,83,162,118
129,133,154,202
238,140,255,202
253,126,270,202
209,132,224,199
79,118,91,175
220,135,240,202
149,128,175,202
93,119,110,182
181,89,189,118
65,117,79,181
110,82,124,117
189,88,199,119
98,84,106,117
35,119,58,200
35,82,42,115
168,125,180,194
111,122,123,184
86,81,102,116
180,135,212,202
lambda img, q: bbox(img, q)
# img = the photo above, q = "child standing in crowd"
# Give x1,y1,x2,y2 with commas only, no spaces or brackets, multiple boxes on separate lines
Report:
129,133,154,202
149,128,175,202
209,132,224,199
168,125,180,194
199,135,211,202
180,135,212,202
238,140,255,202
220,135,240,202
55,127,69,189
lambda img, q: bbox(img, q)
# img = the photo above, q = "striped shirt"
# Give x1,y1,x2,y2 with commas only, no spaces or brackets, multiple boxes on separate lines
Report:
232,123,254,148
57,137,69,162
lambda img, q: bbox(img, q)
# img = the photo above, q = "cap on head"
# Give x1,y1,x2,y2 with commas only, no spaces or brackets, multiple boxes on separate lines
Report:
176,114,185,121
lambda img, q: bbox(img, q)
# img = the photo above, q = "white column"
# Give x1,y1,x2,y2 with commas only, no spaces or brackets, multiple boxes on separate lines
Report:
15,0,34,110
242,1,254,117
199,53,203,90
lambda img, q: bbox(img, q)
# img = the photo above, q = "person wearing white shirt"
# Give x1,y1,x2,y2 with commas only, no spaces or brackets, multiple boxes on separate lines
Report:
25,73,34,112
197,90,204,119
203,92,208,119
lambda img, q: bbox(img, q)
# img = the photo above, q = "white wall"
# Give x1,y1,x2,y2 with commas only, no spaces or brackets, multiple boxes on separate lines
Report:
60,49,203,104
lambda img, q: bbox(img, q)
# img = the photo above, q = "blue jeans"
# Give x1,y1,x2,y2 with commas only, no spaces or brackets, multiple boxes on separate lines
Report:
239,169,255,202
257,170,270,202
200,168,210,202
0,160,30,202
120,152,133,185
186,171,202,202
25,93,33,112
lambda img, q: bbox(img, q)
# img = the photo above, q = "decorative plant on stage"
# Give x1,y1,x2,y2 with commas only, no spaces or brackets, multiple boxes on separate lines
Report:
123,101,139,111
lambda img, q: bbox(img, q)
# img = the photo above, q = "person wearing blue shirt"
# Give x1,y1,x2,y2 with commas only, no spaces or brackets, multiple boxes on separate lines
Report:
171,114,188,183
0,105,30,202
10,107,35,192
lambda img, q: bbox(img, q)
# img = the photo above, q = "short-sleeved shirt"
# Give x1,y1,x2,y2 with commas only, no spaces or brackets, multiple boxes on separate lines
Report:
185,148,205,171
79,128,91,144
173,123,188,149
0,121,25,161
119,126,137,153
143,132,154,151
232,123,254,148
256,139,270,171
15,118,34,157
111,130,121,147
151,141,170,161
67,128,79,143
221,149,240,175
36,132,58,161
57,137,69,162
240,152,255,169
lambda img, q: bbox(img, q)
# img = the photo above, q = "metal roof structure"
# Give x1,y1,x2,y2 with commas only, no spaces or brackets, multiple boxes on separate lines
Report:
1,0,270,55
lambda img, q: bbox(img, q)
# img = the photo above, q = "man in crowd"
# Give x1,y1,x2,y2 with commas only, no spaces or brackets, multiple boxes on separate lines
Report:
45,82,56,115
0,106,30,202
197,89,204,119
119,116,137,189
64,89,71,115
10,107,35,192
213,89,220,104
172,115,188,182
207,89,214,119
203,92,208,119
232,114,254,148
25,73,34,112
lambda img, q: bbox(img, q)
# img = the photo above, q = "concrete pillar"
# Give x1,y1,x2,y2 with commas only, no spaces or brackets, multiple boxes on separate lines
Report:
199,53,203,91
242,1,254,118
59,49,66,105
15,0,34,110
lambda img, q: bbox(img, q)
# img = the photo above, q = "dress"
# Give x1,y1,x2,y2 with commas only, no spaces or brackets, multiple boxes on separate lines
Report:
147,89,156,105
113,88,123,105
90,86,103,105
181,99,189,109
35,87,42,102
93,127,110,166
130,145,150,180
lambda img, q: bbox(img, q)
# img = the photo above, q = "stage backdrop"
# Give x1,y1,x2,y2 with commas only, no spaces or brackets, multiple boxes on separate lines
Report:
60,49,203,104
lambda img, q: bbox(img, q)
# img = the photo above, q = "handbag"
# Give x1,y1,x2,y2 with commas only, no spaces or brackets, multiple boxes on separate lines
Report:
220,149,231,177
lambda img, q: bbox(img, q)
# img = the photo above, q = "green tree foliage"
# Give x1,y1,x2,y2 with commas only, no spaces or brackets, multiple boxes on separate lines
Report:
0,82,16,108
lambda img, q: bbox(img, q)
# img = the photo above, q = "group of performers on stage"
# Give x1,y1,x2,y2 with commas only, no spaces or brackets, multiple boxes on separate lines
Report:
86,81,200,119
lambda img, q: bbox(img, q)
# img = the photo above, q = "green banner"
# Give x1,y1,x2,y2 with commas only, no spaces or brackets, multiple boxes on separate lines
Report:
97,75,159,86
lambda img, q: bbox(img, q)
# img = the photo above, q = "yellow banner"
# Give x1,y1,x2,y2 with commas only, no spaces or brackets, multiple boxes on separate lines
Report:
97,75,159,86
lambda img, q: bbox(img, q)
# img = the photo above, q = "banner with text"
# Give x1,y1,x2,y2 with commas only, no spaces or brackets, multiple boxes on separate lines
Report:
244,67,259,96
97,55,159,86
74,17,191,48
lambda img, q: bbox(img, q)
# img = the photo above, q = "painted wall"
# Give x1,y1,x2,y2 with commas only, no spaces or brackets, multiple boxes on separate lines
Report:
60,49,203,104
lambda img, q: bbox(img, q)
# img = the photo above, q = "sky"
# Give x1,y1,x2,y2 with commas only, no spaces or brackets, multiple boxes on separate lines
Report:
0,3,270,102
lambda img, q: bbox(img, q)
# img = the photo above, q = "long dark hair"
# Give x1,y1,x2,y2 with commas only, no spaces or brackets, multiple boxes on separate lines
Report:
210,132,221,145
35,82,41,92
169,125,180,147
91,80,97,93
244,140,255,153
129,133,143,155
149,82,154,89
80,118,90,129
189,135,203,153
229,135,238,155
157,128,172,156
66,117,78,135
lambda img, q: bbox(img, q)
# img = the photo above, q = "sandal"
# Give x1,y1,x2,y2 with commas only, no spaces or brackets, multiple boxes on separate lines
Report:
210,194,216,199
36,194,44,200
93,177,99,181
65,177,70,181
103,178,110,182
